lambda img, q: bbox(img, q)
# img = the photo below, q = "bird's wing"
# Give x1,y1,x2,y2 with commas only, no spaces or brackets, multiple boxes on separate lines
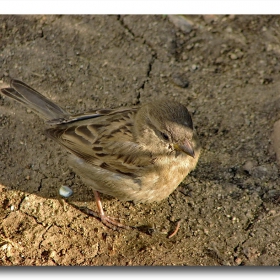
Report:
47,107,154,177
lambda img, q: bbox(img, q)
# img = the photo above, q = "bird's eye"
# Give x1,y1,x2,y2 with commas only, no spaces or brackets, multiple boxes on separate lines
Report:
161,132,169,141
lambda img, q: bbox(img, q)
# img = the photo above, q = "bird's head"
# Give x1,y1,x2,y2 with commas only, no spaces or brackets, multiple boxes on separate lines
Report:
136,99,195,157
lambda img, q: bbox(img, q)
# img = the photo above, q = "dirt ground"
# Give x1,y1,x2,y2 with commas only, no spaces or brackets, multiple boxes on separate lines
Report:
1,15,280,266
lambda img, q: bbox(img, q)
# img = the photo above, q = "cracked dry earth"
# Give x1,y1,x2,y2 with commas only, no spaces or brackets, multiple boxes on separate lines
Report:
1,15,280,266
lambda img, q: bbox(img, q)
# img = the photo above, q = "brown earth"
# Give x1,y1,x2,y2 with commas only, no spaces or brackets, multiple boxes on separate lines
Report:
1,15,280,266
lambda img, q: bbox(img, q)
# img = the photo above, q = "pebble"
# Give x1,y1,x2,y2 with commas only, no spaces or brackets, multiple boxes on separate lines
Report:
203,15,219,23
168,15,193,34
59,185,73,198
243,160,277,179
225,27,233,33
243,160,257,174
215,57,224,64
191,64,198,71
229,50,244,60
250,164,278,179
271,119,280,165
266,190,280,199
1,244,8,250
230,53,238,60
235,257,242,265
171,73,189,88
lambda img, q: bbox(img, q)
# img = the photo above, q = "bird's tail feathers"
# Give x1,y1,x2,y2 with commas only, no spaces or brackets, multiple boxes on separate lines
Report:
1,79,67,121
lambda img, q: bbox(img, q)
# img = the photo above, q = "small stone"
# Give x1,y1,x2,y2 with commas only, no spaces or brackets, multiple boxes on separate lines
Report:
59,185,73,198
169,215,176,222
191,64,198,71
267,190,280,198
235,257,242,265
230,53,238,60
203,15,219,23
49,250,56,258
181,53,188,61
1,244,8,250
225,27,232,33
250,164,278,179
243,160,257,174
186,44,194,50
215,57,224,64
171,73,189,88
168,15,193,34
268,209,276,215
266,44,273,52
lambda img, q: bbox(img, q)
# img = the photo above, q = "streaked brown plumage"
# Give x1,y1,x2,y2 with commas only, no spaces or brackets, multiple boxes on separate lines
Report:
1,79,201,229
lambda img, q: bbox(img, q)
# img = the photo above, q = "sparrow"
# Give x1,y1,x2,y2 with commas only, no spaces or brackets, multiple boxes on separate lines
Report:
1,79,201,229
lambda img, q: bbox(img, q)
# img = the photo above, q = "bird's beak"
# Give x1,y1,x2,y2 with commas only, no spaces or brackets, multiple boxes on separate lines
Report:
174,139,195,158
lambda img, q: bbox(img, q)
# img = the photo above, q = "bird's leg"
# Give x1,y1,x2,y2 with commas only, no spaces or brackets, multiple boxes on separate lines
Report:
91,190,130,230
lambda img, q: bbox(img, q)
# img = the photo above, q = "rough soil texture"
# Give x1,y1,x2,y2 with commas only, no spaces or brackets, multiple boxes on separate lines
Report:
1,15,280,266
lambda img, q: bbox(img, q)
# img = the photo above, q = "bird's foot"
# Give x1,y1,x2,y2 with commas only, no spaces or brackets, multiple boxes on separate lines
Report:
100,214,130,230
82,207,130,230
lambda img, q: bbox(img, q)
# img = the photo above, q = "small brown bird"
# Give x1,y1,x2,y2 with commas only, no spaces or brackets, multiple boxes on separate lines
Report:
1,79,201,229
